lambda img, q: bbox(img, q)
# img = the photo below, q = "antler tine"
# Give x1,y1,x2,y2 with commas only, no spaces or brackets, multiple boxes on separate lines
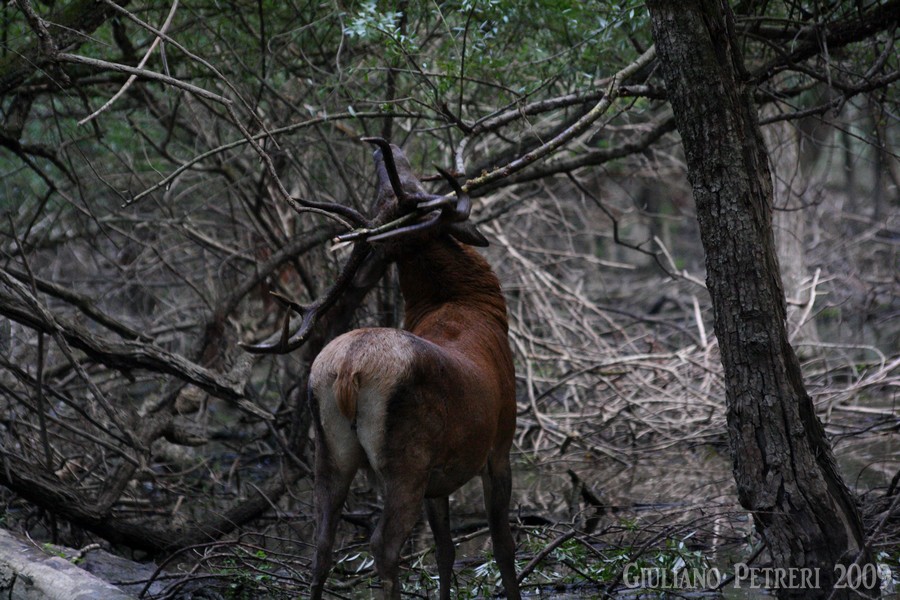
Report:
290,195,371,230
360,137,407,204
414,167,469,220
366,210,443,243
279,144,381,230
437,166,471,221
240,244,371,354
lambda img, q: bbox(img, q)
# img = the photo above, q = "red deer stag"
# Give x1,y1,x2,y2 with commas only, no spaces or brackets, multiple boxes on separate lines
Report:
243,139,520,600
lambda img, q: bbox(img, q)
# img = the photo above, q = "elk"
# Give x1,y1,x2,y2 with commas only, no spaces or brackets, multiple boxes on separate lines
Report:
243,139,520,600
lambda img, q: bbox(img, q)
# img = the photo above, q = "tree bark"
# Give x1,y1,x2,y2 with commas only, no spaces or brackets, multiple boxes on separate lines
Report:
646,2,876,598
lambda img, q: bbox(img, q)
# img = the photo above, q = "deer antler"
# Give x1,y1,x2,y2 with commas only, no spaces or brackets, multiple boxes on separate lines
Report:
351,138,472,243
242,138,480,354
240,242,372,354
413,166,469,219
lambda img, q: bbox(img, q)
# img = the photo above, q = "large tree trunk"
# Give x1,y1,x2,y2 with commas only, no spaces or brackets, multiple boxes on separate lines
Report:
646,2,876,598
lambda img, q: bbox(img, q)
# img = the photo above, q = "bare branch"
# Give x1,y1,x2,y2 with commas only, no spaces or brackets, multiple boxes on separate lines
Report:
462,45,657,193
0,269,269,419
56,53,231,104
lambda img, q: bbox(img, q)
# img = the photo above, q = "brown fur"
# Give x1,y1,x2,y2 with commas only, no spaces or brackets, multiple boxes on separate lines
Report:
308,145,520,600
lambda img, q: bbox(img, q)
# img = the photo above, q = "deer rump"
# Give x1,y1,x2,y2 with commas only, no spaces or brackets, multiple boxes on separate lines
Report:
310,327,505,498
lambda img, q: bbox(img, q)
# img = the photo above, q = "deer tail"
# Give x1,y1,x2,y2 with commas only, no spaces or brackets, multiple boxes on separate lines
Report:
332,368,360,423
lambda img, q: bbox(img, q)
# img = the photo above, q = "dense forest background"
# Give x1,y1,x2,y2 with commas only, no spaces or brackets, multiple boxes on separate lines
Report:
0,1,897,597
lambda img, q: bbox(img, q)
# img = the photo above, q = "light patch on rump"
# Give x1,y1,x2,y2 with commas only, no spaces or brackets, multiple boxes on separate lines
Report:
310,328,417,470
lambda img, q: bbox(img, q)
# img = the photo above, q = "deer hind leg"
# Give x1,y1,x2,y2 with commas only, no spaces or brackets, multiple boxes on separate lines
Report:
482,451,521,600
425,495,455,600
309,414,364,599
370,471,428,600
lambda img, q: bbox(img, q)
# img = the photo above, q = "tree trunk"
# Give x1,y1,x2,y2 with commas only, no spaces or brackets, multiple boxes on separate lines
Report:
646,2,876,598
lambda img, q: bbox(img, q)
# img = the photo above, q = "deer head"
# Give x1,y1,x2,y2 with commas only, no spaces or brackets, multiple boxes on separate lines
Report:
241,137,487,354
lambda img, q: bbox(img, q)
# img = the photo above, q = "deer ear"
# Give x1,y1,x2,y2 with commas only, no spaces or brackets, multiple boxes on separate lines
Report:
447,221,489,247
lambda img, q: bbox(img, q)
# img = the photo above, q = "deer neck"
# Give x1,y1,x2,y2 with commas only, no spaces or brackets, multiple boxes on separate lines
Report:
396,237,508,336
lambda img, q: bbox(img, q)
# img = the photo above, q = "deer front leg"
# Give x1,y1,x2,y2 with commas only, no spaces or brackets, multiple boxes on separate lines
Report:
425,495,455,600
482,452,521,600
